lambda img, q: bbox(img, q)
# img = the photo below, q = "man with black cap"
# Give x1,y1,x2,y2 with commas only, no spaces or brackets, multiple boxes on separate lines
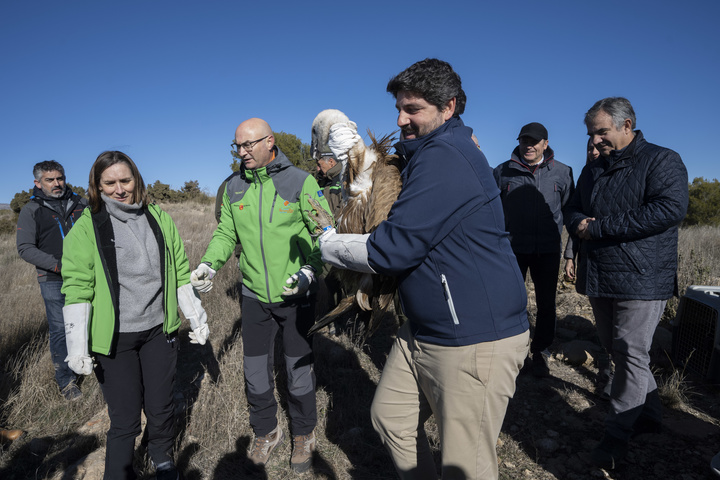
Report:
493,123,574,377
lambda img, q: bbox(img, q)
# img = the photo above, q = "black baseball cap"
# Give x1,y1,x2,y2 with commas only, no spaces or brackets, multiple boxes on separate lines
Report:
517,122,548,141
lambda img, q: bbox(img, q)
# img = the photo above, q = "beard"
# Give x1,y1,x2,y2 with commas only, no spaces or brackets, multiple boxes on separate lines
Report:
46,186,66,199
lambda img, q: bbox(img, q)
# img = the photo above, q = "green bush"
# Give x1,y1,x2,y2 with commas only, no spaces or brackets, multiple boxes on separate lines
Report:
146,180,212,204
684,177,720,227
0,210,17,235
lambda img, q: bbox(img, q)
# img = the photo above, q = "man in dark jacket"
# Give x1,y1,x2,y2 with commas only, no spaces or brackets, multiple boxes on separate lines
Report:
16,160,88,400
319,58,529,480
494,123,574,377
315,153,343,220
314,153,344,318
565,97,688,469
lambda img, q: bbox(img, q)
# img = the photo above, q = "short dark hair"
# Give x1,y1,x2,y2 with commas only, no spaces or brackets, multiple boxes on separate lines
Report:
88,151,148,213
387,58,466,117
33,160,65,181
585,97,636,130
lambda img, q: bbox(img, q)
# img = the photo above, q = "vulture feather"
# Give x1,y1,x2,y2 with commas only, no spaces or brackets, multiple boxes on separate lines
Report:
308,109,403,337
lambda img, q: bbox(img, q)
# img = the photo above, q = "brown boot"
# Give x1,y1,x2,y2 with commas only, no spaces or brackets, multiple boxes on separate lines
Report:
248,426,284,466
0,428,24,445
291,430,316,473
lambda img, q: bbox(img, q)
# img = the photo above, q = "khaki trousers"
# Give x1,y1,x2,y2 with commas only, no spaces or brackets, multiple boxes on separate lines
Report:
371,322,529,480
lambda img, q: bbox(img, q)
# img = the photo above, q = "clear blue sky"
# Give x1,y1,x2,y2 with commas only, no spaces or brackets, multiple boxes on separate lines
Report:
2,0,719,203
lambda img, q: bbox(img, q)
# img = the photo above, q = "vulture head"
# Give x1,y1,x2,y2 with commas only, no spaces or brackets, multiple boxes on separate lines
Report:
311,109,351,160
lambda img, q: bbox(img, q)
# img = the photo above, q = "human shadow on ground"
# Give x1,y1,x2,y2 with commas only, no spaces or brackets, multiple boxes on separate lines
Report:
0,432,100,480
311,330,399,479
213,435,267,480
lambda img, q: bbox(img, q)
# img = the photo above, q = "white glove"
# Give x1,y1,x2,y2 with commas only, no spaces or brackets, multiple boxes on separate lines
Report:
282,266,315,297
63,303,93,375
177,284,209,345
328,122,361,162
319,229,376,273
191,262,216,293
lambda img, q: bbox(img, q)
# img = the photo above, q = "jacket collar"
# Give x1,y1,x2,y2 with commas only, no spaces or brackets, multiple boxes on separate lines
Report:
326,161,342,179
602,130,645,171
32,185,80,216
241,147,293,181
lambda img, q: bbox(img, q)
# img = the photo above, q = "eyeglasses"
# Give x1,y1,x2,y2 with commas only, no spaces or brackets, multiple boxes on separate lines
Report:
232,135,269,153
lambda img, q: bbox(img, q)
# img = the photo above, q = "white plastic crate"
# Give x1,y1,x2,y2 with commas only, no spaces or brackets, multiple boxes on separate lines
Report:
672,286,720,380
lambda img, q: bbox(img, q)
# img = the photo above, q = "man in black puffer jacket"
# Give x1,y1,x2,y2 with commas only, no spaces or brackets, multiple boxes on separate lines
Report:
565,97,688,470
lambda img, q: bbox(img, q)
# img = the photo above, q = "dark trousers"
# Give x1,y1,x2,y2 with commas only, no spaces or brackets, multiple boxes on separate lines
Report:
241,296,317,436
94,324,177,480
514,252,560,354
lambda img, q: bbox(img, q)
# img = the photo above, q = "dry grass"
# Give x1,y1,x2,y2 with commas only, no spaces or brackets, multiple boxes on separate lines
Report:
1,203,718,479
0,201,405,479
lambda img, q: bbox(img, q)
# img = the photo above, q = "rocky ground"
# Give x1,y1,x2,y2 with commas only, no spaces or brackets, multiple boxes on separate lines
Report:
496,283,720,480
3,282,720,479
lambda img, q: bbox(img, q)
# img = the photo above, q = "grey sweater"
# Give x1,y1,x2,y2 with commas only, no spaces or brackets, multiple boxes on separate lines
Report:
103,195,164,333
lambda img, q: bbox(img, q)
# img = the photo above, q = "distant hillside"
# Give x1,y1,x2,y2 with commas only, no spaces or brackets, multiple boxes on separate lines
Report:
0,204,10,211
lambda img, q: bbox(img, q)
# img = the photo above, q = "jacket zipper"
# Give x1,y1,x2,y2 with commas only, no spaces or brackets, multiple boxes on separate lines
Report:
440,274,460,325
269,191,278,223
255,170,271,301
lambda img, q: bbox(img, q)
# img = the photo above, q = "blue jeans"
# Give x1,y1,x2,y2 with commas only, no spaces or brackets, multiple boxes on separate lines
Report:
589,297,666,441
40,281,77,390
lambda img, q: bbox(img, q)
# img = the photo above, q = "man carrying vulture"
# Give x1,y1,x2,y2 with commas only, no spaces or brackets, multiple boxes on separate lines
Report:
319,58,530,480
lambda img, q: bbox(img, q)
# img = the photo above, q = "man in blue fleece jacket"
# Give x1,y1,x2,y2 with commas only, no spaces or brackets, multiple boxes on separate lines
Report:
320,58,529,480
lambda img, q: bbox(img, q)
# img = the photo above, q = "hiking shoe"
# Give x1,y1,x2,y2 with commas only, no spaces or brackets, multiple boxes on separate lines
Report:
291,430,316,473
61,382,82,401
531,352,550,378
155,462,179,480
589,433,628,470
712,451,720,477
0,428,24,446
248,427,284,466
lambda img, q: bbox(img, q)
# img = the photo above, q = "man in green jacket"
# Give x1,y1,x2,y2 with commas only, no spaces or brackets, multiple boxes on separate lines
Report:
191,118,330,473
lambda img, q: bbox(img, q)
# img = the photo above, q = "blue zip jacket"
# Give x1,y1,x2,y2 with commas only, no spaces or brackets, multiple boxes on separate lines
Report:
367,117,529,346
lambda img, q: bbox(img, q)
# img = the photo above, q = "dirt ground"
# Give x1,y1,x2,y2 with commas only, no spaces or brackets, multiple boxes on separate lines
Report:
498,283,720,480
3,282,720,480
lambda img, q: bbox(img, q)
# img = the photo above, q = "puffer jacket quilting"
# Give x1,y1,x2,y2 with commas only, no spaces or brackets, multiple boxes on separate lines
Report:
564,131,688,299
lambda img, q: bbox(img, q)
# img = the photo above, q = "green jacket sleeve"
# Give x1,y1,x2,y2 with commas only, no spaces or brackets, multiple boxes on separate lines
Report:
61,212,97,306
299,175,330,273
201,186,238,271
